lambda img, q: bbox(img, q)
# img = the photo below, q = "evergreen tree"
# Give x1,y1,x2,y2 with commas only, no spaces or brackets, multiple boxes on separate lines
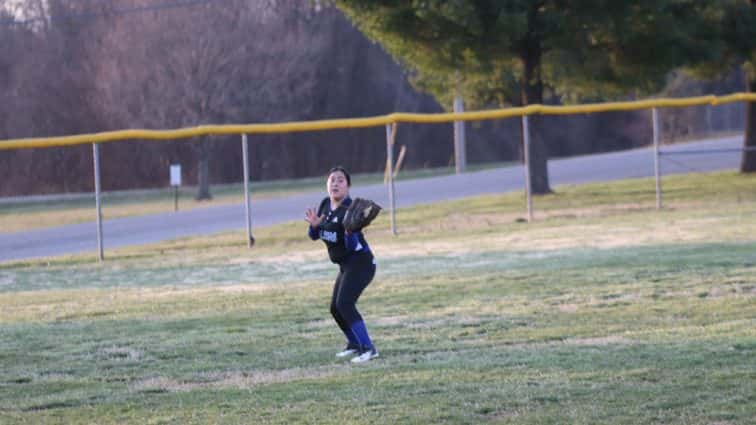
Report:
335,0,719,193
720,0,756,172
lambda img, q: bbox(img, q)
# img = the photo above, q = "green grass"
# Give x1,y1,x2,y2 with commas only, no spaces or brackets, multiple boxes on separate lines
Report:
0,171,755,424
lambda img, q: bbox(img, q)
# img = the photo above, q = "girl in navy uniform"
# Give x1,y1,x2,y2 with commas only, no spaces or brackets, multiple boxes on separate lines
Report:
305,166,378,363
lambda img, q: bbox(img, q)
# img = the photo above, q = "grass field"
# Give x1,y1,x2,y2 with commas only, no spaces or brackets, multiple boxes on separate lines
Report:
1,171,754,424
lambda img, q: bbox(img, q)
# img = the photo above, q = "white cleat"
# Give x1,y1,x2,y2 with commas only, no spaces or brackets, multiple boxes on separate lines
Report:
336,345,359,358
350,347,379,363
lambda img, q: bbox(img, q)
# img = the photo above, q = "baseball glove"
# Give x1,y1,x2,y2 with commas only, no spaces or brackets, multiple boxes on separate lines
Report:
343,198,382,232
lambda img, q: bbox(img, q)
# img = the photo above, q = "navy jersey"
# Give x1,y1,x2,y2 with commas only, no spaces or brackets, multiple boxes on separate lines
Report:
309,197,371,264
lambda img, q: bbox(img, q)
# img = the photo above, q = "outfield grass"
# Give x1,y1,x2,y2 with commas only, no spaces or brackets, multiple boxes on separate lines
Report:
0,171,754,424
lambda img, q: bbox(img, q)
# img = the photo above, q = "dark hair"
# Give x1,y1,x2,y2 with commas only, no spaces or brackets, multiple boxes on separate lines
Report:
328,166,351,186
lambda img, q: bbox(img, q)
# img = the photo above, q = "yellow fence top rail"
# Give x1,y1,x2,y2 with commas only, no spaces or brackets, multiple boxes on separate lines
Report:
2,93,755,151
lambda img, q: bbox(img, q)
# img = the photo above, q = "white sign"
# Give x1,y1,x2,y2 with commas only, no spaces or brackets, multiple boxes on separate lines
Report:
170,164,182,186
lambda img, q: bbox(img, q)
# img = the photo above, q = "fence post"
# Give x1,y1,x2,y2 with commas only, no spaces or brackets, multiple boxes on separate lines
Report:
453,96,466,174
652,107,662,210
385,123,397,235
242,134,255,247
92,143,104,262
521,115,533,222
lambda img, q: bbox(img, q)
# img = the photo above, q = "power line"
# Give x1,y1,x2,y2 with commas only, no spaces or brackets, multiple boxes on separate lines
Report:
0,0,225,27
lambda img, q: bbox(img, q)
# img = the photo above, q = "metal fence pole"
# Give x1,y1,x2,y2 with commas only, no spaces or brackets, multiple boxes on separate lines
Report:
242,134,255,247
453,96,466,174
652,107,662,210
92,143,104,262
385,123,397,235
521,115,533,222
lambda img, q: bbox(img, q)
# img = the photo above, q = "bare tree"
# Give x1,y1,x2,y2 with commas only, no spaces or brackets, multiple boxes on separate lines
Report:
91,0,255,199
0,0,108,195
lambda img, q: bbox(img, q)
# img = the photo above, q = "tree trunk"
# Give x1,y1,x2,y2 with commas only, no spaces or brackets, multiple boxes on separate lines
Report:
741,75,756,172
520,20,552,195
196,138,212,200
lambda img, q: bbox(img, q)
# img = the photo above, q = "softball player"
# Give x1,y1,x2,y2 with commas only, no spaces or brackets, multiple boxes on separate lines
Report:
304,166,378,363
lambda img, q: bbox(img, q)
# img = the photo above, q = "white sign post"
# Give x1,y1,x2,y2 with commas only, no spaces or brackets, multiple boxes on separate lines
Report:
170,164,181,211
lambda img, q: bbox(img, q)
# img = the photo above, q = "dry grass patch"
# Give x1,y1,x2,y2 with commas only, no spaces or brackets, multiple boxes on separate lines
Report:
0,282,317,323
367,201,756,259
130,366,344,393
557,303,580,313
563,335,633,346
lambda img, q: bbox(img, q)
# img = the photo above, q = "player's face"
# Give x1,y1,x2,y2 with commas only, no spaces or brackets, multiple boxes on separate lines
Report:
327,171,349,201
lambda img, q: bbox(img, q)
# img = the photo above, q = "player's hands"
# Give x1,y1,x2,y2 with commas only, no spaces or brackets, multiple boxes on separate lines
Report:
304,208,324,228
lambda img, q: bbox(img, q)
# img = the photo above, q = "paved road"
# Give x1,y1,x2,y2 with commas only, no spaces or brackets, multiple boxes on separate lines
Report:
0,136,745,262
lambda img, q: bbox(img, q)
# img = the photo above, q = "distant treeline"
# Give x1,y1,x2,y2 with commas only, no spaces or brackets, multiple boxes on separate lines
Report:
0,0,745,197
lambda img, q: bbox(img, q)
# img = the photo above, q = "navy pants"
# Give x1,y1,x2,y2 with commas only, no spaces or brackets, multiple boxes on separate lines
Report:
330,252,375,334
